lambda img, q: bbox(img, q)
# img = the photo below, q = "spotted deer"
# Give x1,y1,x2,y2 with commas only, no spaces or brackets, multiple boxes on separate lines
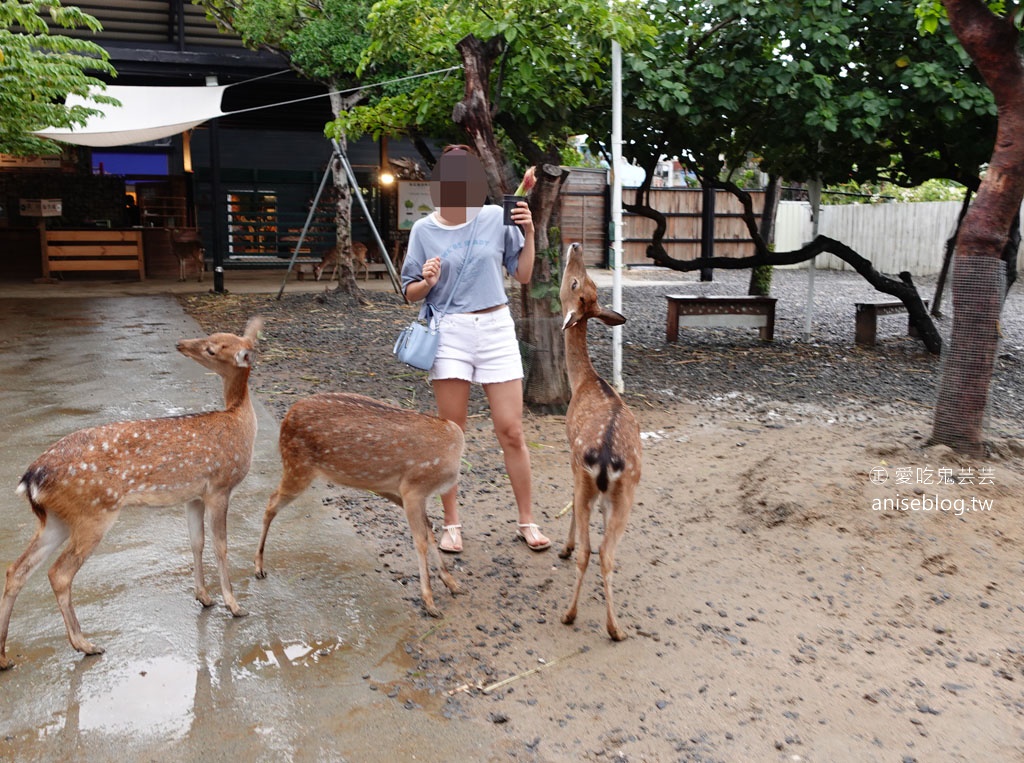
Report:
558,243,643,641
0,318,262,669
254,392,465,617
313,241,369,282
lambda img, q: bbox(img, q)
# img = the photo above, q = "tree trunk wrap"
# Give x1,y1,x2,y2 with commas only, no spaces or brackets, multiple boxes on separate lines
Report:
931,255,1005,455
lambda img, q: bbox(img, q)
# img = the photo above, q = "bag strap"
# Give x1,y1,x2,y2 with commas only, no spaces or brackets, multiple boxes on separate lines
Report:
430,213,482,324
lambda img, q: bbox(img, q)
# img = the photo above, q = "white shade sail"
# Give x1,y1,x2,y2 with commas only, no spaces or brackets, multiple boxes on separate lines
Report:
34,85,228,148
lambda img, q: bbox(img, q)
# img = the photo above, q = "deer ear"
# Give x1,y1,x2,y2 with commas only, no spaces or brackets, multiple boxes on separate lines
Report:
235,348,255,368
597,308,626,327
243,317,264,344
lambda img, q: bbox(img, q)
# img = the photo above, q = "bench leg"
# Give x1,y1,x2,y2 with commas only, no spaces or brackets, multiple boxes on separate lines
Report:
907,317,919,338
855,311,877,346
760,311,775,341
666,306,679,342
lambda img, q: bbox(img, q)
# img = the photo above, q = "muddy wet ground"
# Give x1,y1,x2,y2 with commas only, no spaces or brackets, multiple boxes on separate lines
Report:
2,270,1023,762
0,295,495,762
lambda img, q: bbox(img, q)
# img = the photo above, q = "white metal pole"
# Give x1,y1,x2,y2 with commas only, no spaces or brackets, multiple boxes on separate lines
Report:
611,37,624,392
803,177,822,340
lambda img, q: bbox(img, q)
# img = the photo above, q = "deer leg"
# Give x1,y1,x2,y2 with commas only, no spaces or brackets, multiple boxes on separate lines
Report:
206,492,246,617
400,490,445,617
413,491,461,599
599,490,634,642
562,478,595,627
48,512,119,657
186,498,213,608
559,492,577,559
254,465,315,579
0,516,70,669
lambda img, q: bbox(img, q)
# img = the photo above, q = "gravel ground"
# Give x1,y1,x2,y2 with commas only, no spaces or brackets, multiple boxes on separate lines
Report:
180,265,1024,439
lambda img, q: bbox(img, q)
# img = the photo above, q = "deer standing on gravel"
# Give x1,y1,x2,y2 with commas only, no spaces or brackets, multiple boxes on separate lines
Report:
254,392,465,617
558,243,642,641
0,318,262,669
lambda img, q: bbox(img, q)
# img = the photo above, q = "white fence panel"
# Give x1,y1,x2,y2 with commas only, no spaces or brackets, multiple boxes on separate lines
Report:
773,200,991,275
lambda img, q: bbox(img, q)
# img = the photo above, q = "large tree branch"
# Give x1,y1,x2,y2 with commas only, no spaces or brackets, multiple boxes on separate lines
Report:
453,34,511,198
646,235,942,354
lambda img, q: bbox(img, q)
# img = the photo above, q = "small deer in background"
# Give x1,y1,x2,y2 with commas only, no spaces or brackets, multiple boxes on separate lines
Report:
0,318,263,669
170,227,206,282
313,241,369,282
558,242,643,641
254,392,464,617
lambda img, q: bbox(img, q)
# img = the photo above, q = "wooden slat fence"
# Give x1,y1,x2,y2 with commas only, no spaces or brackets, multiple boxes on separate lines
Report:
558,170,765,268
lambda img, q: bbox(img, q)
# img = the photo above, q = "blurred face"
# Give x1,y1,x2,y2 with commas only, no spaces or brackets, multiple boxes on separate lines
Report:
430,147,488,223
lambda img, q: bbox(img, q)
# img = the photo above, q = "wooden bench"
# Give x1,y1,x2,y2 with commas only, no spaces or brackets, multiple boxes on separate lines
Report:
44,230,145,280
854,300,929,346
666,295,777,342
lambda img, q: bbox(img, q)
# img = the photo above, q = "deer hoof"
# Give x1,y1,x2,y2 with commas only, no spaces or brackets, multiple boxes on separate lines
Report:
607,624,627,642
76,641,105,656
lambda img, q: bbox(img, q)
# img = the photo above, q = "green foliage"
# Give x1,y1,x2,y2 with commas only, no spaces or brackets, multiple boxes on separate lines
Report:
824,177,968,204
749,264,773,297
605,0,995,199
0,0,116,156
349,0,655,165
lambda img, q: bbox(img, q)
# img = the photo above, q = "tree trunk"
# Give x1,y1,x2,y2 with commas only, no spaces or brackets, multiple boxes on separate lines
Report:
453,33,571,407
327,90,365,298
520,165,572,409
453,34,514,199
748,175,780,296
931,1,1024,455
1000,211,1020,293
931,187,974,317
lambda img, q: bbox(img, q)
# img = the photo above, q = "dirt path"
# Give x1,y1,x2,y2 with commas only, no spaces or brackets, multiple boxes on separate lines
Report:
315,397,1024,761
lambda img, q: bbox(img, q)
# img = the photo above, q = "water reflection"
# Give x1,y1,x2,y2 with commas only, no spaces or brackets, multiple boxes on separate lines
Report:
77,655,196,738
238,636,350,672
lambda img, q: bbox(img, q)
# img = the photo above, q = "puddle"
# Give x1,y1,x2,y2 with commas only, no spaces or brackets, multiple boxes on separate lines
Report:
238,635,352,672
77,655,196,738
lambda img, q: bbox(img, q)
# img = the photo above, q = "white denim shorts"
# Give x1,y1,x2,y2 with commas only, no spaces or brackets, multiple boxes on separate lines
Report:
430,306,523,384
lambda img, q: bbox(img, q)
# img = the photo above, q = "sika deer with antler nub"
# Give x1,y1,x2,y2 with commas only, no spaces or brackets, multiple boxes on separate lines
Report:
558,243,642,641
255,392,465,617
0,318,262,669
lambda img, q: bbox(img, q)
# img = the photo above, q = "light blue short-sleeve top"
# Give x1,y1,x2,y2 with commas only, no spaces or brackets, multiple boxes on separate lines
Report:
401,205,525,316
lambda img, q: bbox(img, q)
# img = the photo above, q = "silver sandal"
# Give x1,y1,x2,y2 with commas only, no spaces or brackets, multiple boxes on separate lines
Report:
439,523,462,554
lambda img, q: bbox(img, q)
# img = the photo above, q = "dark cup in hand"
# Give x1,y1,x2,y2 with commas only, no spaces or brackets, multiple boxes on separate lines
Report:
503,194,525,226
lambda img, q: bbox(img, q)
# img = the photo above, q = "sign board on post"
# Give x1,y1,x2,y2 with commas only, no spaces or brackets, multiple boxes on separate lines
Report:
397,181,434,230
19,198,62,217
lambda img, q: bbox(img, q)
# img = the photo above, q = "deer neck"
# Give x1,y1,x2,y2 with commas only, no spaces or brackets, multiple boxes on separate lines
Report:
564,322,601,392
222,369,252,412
